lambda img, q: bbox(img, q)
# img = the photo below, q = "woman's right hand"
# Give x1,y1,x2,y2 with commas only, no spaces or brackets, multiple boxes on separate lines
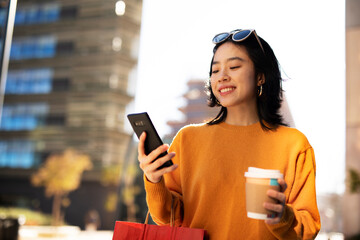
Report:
138,132,178,183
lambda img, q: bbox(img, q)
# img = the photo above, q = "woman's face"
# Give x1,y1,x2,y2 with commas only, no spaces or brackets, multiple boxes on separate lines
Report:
210,42,261,110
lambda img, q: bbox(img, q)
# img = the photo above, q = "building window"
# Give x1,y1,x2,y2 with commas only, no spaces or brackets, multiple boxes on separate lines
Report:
45,115,65,125
6,68,53,94
13,3,61,25
52,78,70,91
56,41,74,55
0,140,37,168
10,35,57,60
60,6,78,19
0,103,49,131
0,7,8,25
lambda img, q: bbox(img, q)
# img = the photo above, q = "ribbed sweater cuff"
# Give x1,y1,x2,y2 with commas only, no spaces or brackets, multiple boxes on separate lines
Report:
143,175,171,202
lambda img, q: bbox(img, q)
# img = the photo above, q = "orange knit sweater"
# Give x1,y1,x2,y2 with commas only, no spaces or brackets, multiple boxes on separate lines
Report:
144,122,321,240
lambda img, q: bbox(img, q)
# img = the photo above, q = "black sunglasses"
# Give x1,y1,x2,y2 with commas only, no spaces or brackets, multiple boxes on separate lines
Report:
212,29,265,54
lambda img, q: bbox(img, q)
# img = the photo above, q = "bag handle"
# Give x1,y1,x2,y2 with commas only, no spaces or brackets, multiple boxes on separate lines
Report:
144,196,175,226
170,197,175,226
145,211,150,224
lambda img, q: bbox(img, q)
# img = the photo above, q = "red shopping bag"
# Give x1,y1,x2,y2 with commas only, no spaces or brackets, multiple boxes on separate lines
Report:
113,203,205,240
112,221,205,240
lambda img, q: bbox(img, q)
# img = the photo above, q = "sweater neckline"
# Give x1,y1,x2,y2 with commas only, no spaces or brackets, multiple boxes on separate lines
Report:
217,121,263,133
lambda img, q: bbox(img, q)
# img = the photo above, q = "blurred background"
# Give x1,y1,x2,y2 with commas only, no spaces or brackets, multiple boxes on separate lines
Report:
0,0,359,239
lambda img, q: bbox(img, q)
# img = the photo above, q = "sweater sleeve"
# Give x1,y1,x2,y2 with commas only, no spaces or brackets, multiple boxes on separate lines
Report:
266,147,321,239
143,131,183,226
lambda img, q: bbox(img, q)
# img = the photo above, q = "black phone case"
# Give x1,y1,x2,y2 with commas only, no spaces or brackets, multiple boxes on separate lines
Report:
127,112,173,170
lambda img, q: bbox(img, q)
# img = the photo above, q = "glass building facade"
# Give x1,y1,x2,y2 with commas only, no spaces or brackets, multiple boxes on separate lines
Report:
0,0,143,229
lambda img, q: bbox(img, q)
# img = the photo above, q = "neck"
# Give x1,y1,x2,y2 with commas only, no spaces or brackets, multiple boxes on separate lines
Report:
225,103,259,126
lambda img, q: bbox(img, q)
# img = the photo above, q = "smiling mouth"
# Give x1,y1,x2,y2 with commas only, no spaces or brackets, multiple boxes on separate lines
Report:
219,87,235,93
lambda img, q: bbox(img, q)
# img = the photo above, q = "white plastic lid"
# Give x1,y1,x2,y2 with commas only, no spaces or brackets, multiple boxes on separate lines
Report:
244,167,283,179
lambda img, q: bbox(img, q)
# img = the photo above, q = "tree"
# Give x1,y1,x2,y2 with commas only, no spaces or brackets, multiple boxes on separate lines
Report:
31,148,93,226
349,168,360,193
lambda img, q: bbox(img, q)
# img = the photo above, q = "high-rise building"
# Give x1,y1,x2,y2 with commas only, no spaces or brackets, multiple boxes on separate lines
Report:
0,0,143,229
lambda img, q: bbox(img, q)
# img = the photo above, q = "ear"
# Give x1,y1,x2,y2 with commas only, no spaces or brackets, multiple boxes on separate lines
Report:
257,73,265,86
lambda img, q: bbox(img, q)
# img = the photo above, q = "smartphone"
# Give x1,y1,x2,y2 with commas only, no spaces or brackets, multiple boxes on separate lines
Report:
127,112,173,170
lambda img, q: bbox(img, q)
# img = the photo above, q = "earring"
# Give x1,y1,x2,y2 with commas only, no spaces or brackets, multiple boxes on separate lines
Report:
258,85,263,97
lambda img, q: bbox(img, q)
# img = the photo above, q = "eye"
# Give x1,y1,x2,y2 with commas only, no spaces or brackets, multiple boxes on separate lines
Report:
230,66,240,70
211,69,219,74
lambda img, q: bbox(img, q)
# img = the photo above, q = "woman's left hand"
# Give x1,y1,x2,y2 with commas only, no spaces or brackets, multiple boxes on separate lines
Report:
263,178,287,225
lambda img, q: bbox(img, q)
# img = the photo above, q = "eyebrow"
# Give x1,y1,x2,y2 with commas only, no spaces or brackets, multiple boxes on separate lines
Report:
212,56,246,65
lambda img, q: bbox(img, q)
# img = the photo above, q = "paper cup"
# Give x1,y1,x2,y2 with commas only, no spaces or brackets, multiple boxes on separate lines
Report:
244,167,283,220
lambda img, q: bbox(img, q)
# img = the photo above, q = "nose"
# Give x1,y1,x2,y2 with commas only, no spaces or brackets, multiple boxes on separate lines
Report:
218,69,229,82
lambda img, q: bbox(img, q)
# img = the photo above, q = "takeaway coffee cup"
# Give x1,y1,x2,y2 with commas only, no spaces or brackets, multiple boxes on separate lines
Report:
244,167,283,220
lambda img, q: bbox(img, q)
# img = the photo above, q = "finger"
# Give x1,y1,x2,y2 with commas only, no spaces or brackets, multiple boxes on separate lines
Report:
265,216,281,225
154,163,179,178
138,132,146,158
267,189,286,204
277,178,287,192
146,152,175,172
145,144,170,164
140,145,169,168
145,164,178,183
263,202,284,214
140,151,174,174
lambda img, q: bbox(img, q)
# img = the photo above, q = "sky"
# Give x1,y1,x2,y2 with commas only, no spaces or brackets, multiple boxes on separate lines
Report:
128,0,346,194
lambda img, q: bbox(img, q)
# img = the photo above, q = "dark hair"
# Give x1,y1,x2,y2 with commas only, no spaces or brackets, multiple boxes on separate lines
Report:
206,33,287,130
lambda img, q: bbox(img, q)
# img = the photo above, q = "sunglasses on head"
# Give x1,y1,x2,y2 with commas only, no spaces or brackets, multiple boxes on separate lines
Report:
212,29,265,54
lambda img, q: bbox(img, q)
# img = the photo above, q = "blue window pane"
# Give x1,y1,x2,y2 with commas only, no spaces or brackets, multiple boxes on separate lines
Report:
10,40,21,60
35,68,53,93
2,117,12,130
35,36,55,58
13,116,21,130
44,36,56,58
1,106,11,127
7,152,16,167
10,36,57,60
41,3,60,22
6,68,53,94
20,153,34,168
0,154,6,167
44,79,52,93
0,103,49,130
37,6,47,23
0,142,6,153
34,79,45,93
0,141,36,168
22,141,35,168
0,142,7,167
24,116,37,129
18,74,28,93
0,9,7,25
5,75,16,94
15,3,61,25
15,9,26,25
24,38,37,59
26,6,40,24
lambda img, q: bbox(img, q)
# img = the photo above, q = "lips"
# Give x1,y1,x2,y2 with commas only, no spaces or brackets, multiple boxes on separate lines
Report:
219,86,236,95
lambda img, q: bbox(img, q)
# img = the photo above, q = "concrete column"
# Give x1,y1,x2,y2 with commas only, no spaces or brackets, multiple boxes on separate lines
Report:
344,0,360,236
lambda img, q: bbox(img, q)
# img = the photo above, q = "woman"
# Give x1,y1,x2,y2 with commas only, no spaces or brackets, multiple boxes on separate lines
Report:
138,29,321,239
